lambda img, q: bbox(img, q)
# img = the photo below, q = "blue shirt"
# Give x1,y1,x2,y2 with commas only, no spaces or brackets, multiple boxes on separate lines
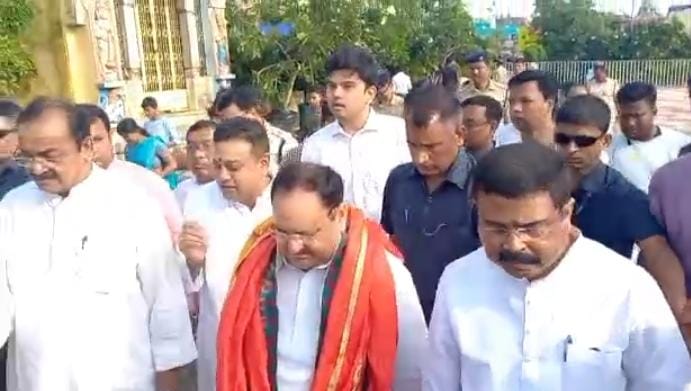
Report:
0,161,29,201
381,151,480,322
573,163,664,258
144,117,180,146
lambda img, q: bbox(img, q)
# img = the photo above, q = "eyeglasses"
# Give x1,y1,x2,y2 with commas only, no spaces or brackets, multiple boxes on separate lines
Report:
554,133,601,148
273,225,325,245
479,211,566,240
462,121,490,132
14,153,67,169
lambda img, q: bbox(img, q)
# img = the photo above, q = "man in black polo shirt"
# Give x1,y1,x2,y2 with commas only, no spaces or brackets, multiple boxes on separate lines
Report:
381,84,480,322
0,100,29,201
555,95,686,318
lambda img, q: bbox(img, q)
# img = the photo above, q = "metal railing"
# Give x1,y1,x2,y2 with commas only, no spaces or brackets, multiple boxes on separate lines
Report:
508,59,691,87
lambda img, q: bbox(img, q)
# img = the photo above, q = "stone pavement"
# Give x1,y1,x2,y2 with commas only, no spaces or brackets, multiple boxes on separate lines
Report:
656,87,691,133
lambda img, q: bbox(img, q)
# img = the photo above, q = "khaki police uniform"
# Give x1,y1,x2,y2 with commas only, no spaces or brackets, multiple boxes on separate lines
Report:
457,79,507,105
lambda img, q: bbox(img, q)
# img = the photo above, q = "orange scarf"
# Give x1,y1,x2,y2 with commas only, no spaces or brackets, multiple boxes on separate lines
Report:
216,206,400,391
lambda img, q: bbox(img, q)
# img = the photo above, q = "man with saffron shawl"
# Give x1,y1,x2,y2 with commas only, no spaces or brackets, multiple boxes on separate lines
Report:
216,162,427,391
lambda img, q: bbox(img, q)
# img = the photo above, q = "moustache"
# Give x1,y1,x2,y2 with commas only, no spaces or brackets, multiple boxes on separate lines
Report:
32,173,57,182
498,249,541,265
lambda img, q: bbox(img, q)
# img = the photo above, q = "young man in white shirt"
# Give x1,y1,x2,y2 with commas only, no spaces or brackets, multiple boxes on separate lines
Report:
425,142,691,390
497,70,559,148
609,82,691,192
301,45,411,220
178,117,273,391
0,98,196,391
175,120,217,208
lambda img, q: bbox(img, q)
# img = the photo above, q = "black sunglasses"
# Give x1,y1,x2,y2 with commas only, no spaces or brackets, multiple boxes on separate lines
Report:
554,133,601,148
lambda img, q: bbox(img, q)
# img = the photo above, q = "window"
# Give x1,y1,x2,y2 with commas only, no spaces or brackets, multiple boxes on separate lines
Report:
136,0,186,91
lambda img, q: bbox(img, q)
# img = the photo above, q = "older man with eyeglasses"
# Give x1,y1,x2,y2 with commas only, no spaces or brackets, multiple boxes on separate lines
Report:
381,84,480,322
424,141,691,391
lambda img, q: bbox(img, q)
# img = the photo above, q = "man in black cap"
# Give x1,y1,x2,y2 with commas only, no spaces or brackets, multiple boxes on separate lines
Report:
457,50,507,104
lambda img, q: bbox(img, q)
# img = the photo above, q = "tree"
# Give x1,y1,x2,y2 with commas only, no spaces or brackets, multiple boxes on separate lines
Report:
532,0,691,61
618,19,691,60
517,26,546,61
0,0,35,95
227,0,475,109
533,0,618,60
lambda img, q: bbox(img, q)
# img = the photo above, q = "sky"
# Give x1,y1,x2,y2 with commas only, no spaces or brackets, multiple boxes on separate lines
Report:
469,0,691,19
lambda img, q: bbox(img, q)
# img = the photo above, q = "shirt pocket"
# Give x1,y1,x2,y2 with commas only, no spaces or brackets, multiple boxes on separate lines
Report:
562,344,625,390
74,235,138,296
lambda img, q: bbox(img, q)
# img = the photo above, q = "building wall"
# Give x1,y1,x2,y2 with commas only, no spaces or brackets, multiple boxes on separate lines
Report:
20,0,70,101
19,0,229,125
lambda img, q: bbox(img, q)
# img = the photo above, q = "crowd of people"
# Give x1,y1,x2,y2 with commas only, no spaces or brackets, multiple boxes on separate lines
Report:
1,43,691,391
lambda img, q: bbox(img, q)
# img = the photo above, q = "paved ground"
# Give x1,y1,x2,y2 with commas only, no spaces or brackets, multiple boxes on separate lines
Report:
656,87,691,133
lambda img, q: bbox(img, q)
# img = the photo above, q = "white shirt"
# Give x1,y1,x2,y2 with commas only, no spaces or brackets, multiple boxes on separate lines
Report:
424,235,691,391
276,251,427,391
0,167,196,391
107,159,182,236
175,177,206,210
301,111,411,220
494,123,522,147
393,72,413,96
183,181,273,391
267,124,299,175
609,127,691,193
107,159,197,293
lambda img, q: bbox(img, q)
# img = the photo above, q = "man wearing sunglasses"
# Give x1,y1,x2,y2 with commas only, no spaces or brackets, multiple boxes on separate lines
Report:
555,95,686,320
0,100,29,201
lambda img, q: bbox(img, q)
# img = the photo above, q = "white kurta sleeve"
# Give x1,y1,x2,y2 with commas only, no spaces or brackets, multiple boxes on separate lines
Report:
423,268,462,391
0,207,14,345
136,200,197,371
623,269,691,390
386,253,427,391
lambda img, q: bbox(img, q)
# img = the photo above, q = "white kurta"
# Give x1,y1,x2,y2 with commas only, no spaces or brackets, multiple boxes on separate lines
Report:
300,111,411,221
0,166,197,391
275,251,428,391
183,182,272,391
174,177,205,212
424,235,691,391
